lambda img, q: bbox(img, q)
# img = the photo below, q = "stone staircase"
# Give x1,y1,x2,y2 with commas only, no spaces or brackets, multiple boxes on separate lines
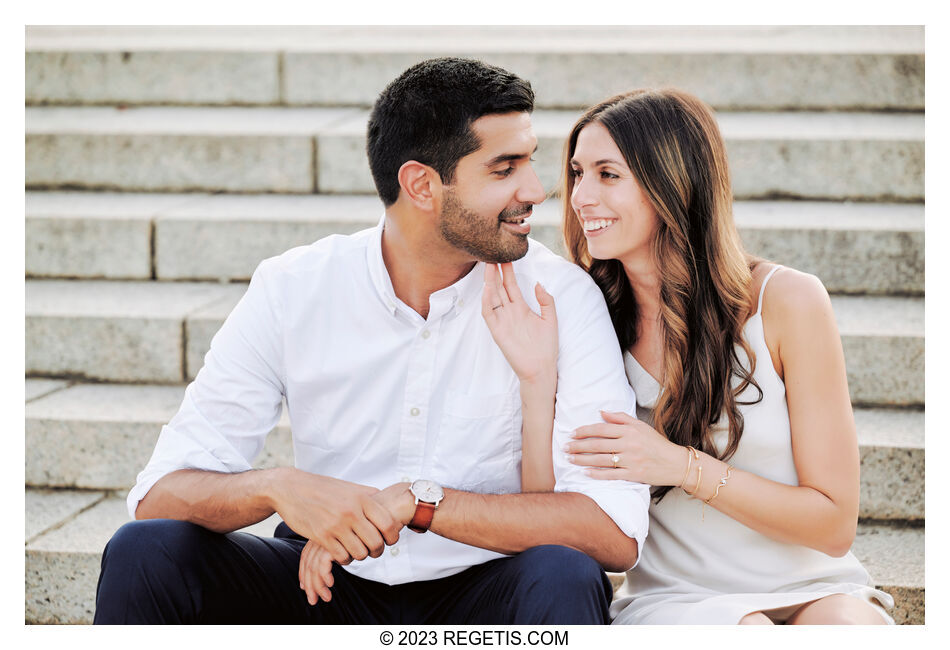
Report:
24,26,924,625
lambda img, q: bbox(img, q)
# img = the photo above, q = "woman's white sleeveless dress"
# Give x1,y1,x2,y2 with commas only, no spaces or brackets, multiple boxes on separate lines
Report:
610,266,895,625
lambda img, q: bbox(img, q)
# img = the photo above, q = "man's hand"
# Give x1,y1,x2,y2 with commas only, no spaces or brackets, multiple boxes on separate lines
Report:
371,482,415,527
299,540,336,605
271,469,401,565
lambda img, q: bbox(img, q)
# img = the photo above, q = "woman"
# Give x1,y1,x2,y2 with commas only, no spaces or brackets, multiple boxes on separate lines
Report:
483,88,894,624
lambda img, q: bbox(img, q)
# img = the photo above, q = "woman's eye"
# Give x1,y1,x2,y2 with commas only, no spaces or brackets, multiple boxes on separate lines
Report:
570,168,583,178
601,171,619,179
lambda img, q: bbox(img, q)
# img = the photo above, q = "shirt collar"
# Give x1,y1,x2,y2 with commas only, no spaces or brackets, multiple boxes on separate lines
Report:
367,215,399,316
367,214,486,319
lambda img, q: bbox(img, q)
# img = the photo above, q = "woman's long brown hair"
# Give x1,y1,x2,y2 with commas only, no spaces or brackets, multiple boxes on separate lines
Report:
562,89,763,502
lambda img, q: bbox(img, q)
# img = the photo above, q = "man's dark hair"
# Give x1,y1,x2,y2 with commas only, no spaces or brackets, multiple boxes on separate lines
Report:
367,57,535,206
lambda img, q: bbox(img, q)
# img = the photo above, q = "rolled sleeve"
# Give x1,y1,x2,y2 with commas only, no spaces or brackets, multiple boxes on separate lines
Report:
127,260,286,518
549,269,651,564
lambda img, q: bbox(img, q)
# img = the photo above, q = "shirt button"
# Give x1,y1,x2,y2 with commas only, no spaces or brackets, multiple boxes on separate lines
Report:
390,547,400,557
458,298,465,307
410,407,420,416
421,330,431,339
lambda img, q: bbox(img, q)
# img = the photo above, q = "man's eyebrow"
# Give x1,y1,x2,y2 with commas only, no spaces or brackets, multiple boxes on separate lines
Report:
484,145,539,168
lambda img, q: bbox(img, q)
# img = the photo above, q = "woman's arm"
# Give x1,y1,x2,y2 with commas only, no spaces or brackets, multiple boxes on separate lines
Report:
699,268,859,555
518,374,557,491
481,263,558,492
569,269,860,556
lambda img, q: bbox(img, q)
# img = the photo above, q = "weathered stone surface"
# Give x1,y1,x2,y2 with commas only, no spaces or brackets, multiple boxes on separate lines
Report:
27,26,922,110
184,284,250,380
25,382,294,489
25,280,233,382
25,494,290,624
26,192,198,279
26,132,314,193
831,296,924,406
25,106,358,193
25,488,105,541
726,135,923,201
286,49,924,111
155,194,383,280
851,521,924,625
734,202,924,295
26,50,279,106
26,496,129,624
25,378,70,402
27,214,152,279
26,384,187,489
855,409,924,520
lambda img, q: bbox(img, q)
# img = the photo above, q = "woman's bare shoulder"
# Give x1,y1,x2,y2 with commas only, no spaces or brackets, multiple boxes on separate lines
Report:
760,266,830,313
757,265,836,344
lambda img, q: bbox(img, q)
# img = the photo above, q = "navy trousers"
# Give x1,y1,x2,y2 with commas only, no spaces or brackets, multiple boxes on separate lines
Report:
94,519,612,624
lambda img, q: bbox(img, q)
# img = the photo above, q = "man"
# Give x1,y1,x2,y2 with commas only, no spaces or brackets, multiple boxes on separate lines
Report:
94,57,649,624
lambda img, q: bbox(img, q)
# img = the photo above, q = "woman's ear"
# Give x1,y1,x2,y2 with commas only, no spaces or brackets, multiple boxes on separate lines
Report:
397,160,441,212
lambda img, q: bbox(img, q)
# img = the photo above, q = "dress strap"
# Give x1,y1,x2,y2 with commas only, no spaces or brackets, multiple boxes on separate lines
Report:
755,265,783,316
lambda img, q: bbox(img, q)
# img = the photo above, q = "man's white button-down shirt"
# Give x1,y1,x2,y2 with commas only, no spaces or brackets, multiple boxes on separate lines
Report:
129,217,651,585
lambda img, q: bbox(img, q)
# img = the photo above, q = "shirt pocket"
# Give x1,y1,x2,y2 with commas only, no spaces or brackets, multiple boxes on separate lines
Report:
431,389,520,494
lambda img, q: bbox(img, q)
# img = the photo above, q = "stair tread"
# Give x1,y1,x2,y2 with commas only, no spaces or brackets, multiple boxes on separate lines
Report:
26,191,925,231
26,106,924,140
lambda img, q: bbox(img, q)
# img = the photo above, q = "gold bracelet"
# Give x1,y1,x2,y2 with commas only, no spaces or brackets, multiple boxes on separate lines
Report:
701,465,733,522
705,465,733,505
684,452,702,498
679,446,699,488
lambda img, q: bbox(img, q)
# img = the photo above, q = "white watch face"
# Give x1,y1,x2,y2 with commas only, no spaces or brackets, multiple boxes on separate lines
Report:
411,479,444,504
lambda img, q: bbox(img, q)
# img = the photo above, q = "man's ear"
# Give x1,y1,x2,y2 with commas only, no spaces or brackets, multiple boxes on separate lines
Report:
397,161,441,211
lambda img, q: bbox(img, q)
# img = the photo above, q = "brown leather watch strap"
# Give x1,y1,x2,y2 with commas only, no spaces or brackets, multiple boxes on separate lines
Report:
408,501,436,533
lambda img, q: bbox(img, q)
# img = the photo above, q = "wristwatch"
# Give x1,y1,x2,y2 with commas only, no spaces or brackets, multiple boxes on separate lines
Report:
407,479,444,533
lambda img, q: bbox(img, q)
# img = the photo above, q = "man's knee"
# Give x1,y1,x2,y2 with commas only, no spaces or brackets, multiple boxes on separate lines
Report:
504,545,609,624
96,519,216,624
102,518,211,574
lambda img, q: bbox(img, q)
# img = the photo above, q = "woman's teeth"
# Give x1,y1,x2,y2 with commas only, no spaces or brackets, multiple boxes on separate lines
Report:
584,219,613,231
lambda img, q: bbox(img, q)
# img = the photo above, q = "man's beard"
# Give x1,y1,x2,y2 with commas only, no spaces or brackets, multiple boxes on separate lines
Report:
439,189,531,264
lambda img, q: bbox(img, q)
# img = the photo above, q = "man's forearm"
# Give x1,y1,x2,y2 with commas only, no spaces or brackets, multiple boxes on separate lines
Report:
428,490,638,572
135,467,285,533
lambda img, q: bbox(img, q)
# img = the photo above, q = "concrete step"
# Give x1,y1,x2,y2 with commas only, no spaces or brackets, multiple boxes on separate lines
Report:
25,106,358,194
25,106,924,201
25,382,292,490
26,26,923,111
25,280,925,405
24,489,924,624
26,193,924,295
832,295,924,406
24,380,923,521
25,280,242,383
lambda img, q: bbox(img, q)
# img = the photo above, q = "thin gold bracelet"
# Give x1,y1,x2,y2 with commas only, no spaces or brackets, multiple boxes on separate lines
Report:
679,446,699,488
685,458,702,498
701,465,733,522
